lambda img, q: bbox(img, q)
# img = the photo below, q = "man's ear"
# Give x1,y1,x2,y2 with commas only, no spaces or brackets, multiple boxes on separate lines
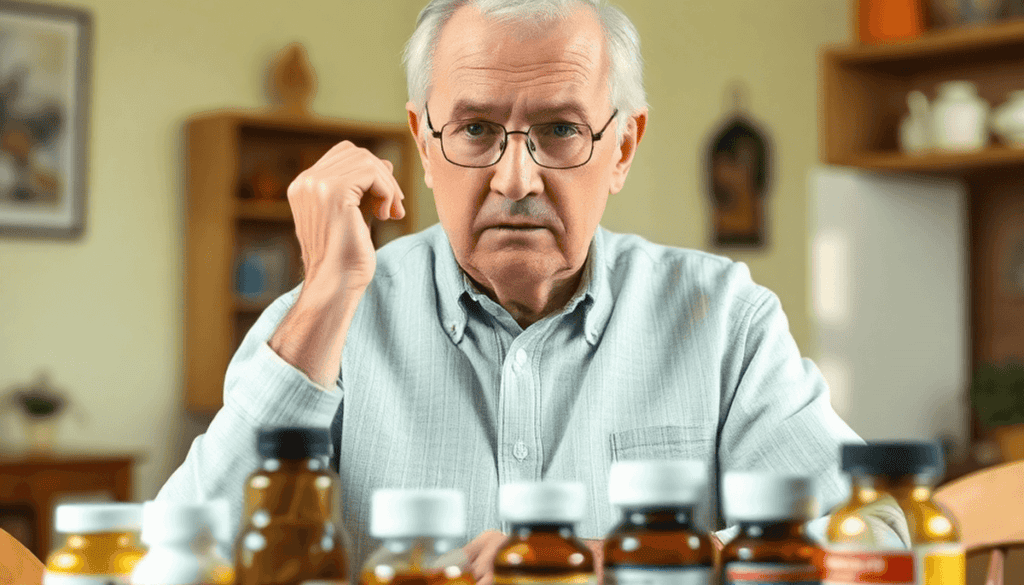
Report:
609,109,647,195
407,101,434,189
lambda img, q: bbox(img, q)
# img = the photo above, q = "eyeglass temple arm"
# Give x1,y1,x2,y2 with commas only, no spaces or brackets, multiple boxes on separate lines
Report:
592,109,619,141
425,106,443,138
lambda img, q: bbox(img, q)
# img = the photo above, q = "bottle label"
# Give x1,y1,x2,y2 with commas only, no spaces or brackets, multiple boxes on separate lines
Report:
493,575,597,585
823,545,964,585
725,562,820,584
916,544,965,585
44,574,130,585
606,566,713,585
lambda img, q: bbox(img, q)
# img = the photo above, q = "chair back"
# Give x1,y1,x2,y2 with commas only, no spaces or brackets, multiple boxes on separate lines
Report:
934,460,1024,585
0,527,45,585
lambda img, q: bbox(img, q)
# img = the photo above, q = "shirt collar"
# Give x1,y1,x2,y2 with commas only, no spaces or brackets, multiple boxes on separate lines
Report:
433,224,612,346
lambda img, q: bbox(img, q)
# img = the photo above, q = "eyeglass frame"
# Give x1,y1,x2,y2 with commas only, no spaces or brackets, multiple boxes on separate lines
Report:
424,104,619,169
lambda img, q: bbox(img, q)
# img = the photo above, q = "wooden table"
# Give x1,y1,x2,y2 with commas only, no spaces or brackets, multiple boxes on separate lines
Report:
0,453,137,560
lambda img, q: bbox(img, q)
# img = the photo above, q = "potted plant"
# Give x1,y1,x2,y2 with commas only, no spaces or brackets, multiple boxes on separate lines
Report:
970,362,1024,462
2,371,79,455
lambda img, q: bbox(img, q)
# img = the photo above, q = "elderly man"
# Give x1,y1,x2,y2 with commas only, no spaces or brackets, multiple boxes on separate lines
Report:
158,0,908,580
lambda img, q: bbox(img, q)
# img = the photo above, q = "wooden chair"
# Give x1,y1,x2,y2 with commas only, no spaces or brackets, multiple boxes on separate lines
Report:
0,527,44,585
935,459,1024,585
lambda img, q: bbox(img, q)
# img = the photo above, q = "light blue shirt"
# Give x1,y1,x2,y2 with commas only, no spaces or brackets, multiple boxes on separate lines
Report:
158,223,907,569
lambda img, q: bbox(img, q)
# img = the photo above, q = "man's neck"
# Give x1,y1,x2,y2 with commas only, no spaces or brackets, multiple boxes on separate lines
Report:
467,265,586,329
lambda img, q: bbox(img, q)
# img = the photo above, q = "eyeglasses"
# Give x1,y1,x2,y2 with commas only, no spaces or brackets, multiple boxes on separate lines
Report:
425,105,618,169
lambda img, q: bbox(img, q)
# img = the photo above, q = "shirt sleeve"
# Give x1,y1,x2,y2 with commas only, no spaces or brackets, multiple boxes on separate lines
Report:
716,285,910,547
155,286,344,545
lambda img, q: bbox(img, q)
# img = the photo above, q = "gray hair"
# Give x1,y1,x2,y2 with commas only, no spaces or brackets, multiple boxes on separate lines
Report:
402,0,646,140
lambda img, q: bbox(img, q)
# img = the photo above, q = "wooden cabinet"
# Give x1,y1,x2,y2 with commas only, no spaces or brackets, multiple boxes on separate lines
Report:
184,110,417,413
820,21,1024,439
0,455,135,560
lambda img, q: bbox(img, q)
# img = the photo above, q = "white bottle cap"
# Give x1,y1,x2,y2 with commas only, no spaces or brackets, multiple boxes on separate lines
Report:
721,472,819,523
499,482,586,524
608,460,707,507
54,502,143,534
371,488,466,538
140,501,215,545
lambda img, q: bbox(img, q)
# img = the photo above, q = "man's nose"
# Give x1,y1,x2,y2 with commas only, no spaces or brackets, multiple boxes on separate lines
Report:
490,132,543,201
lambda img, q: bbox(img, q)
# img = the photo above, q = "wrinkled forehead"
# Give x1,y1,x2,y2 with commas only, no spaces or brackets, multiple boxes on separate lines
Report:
430,4,609,120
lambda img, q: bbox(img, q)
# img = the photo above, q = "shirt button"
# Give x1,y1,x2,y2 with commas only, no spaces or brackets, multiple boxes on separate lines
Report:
515,349,528,367
513,441,528,460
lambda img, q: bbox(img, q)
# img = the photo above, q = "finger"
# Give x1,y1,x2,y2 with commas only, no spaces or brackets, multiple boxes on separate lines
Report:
371,163,403,221
463,532,491,557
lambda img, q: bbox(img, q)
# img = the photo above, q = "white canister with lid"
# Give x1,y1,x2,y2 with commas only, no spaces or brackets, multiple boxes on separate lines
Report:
130,501,233,585
931,81,990,152
991,90,1024,148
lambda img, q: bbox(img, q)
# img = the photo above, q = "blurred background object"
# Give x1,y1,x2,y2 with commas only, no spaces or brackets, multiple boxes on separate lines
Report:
857,0,926,44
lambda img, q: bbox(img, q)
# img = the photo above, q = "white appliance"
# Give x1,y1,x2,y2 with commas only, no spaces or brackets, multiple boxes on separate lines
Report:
809,166,969,447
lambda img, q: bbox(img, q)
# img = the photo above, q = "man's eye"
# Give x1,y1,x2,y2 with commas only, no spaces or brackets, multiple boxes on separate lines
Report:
551,123,580,138
459,123,490,137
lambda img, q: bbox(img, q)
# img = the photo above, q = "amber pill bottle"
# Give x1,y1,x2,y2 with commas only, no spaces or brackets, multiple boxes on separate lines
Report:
44,503,146,585
720,472,823,585
603,460,714,585
234,427,350,585
824,442,964,585
360,488,474,585
493,482,595,585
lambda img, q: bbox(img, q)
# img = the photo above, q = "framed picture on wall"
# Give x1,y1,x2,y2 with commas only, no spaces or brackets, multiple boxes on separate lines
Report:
0,1,92,238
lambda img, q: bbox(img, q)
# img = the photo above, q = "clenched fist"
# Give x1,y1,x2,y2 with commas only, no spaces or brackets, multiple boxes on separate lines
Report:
287,140,406,296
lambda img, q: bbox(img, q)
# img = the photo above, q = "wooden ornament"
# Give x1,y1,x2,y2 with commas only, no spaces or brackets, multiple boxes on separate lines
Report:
268,42,316,116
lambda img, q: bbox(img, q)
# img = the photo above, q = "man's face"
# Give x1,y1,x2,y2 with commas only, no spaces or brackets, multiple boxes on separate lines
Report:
408,4,643,295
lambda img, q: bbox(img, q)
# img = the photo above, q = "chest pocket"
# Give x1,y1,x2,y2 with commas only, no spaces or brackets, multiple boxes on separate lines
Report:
609,425,712,462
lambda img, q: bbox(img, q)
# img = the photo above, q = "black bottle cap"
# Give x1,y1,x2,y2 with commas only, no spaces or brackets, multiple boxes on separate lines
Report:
257,427,331,459
841,441,944,477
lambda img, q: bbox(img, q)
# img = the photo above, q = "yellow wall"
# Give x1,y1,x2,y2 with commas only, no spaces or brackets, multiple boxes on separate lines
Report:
0,0,848,501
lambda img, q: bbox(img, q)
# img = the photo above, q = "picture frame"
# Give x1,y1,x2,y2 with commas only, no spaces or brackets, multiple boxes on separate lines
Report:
0,1,92,238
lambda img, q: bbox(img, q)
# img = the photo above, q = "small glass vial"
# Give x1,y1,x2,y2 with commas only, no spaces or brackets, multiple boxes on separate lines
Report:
493,481,595,585
360,489,474,585
234,427,349,585
603,460,714,585
44,502,145,584
131,500,234,585
824,442,964,585
720,472,823,585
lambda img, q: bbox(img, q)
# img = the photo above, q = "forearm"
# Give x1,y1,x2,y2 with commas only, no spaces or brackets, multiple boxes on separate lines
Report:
269,283,363,388
158,287,345,545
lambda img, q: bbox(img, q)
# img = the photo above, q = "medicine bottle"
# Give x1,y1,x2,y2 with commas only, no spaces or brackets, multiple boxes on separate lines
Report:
824,442,964,585
360,488,474,585
131,500,234,585
44,502,145,584
603,460,714,585
720,472,823,585
493,481,595,585
234,426,349,585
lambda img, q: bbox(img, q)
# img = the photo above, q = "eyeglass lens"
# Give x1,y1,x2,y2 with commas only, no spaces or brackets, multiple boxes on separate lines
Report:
440,120,593,168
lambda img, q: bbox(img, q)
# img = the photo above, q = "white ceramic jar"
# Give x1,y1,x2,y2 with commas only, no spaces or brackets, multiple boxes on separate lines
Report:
900,90,932,155
931,81,990,152
991,90,1024,148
